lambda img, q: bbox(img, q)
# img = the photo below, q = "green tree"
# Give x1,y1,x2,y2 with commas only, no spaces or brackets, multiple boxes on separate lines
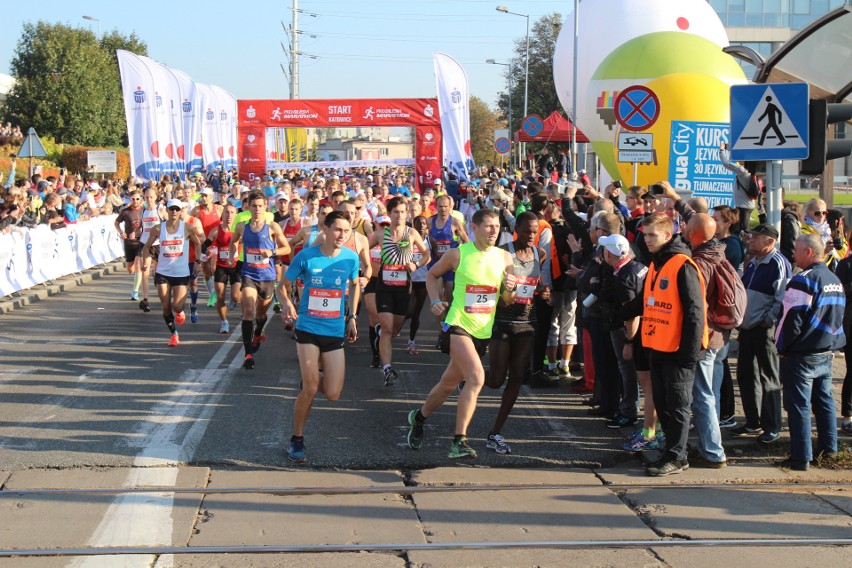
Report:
469,95,506,166
497,12,563,148
1,22,147,149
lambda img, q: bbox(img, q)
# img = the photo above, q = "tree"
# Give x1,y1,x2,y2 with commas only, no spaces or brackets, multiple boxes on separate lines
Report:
469,96,506,166
496,12,563,151
1,22,147,148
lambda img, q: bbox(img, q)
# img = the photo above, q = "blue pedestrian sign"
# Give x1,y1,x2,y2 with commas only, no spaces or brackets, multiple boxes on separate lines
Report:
522,114,543,137
494,137,511,155
614,86,660,132
730,83,809,160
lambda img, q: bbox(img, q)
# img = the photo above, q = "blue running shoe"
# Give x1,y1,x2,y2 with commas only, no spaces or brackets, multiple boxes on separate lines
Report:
130,290,139,300
288,436,306,463
190,308,198,324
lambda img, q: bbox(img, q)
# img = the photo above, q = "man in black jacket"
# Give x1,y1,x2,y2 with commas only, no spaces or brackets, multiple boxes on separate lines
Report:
640,213,707,476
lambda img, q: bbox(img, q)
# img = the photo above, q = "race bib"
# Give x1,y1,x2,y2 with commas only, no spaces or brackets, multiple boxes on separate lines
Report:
412,251,423,263
245,247,268,268
436,240,451,257
514,276,537,305
308,288,342,318
464,285,497,314
142,219,158,230
370,247,382,262
218,248,230,261
161,238,183,258
382,264,408,286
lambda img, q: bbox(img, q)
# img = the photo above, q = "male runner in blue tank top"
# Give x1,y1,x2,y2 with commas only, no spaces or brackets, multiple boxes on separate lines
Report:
230,191,291,369
428,194,468,350
278,211,361,463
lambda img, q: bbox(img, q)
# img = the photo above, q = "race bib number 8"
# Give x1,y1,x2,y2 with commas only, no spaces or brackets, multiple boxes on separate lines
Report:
382,264,407,286
514,276,537,305
308,289,343,318
464,285,497,314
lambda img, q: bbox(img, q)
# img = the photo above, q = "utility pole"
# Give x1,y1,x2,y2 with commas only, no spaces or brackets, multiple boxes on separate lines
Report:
292,0,299,100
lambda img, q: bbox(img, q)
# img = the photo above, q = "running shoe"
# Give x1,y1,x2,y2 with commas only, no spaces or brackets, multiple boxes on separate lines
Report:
757,431,780,444
719,416,737,429
168,333,180,347
557,364,572,379
175,311,186,326
130,290,139,300
370,354,380,368
407,340,418,355
219,320,230,334
228,300,238,310
139,299,151,313
730,424,762,437
448,436,477,459
190,308,198,324
273,301,281,313
407,409,424,449
207,293,217,308
646,458,689,477
287,436,306,463
485,434,511,455
622,433,661,452
606,414,638,429
384,366,398,386
242,354,254,370
251,333,266,353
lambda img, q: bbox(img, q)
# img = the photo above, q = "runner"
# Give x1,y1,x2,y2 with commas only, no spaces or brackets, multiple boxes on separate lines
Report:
190,187,223,308
137,188,165,312
484,212,547,454
367,197,430,385
364,224,385,368
427,194,469,349
180,204,206,324
114,190,145,301
406,209,516,459
406,215,431,356
141,198,204,346
278,211,361,463
202,204,242,334
229,191,291,369
276,198,303,315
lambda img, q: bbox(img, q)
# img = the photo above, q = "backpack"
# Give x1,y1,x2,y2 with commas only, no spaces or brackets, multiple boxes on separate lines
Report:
707,259,747,331
737,175,760,200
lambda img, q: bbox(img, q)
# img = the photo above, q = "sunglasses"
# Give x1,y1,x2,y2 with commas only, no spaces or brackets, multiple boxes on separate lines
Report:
131,198,141,201
812,211,827,216
168,206,182,212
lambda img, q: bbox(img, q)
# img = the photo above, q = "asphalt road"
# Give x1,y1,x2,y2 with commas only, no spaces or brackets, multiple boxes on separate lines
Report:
0,270,628,472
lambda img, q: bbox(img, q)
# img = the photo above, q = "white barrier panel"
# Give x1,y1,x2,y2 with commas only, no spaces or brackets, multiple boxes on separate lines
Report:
265,158,415,171
0,215,123,297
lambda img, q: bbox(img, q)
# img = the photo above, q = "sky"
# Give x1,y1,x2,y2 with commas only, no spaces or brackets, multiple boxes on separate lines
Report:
0,0,568,109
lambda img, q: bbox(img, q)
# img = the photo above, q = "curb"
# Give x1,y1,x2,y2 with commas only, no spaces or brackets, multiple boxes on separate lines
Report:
0,260,125,316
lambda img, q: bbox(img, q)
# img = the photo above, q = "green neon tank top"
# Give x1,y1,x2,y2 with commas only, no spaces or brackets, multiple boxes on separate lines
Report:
444,242,506,339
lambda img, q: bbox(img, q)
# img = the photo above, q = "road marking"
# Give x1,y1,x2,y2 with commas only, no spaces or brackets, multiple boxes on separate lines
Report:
70,327,244,566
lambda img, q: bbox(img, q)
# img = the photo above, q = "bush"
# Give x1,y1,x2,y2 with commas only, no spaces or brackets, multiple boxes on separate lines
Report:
61,145,131,180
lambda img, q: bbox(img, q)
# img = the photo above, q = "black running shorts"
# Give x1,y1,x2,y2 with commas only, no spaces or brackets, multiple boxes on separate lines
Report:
294,328,345,353
154,273,190,287
124,240,144,263
376,289,409,317
443,324,489,357
214,263,242,285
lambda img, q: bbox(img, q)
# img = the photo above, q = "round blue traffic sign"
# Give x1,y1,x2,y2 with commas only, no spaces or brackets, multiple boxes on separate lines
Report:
494,137,511,154
522,114,544,137
614,86,660,132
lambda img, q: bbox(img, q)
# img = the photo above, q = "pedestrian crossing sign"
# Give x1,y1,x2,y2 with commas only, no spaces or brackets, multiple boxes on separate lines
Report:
730,83,809,161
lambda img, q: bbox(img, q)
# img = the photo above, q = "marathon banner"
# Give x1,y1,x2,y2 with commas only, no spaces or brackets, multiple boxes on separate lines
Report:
0,216,123,297
117,50,237,181
433,52,474,181
236,98,442,192
266,158,416,171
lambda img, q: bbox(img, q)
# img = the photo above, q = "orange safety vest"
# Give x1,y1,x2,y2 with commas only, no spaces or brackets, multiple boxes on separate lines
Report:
641,253,709,353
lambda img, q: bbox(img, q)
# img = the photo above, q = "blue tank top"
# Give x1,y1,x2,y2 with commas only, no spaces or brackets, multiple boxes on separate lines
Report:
429,216,455,263
307,224,320,247
241,222,277,281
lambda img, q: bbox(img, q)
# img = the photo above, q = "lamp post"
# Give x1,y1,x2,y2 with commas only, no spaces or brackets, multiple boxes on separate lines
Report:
486,59,514,168
496,5,529,171
82,15,100,39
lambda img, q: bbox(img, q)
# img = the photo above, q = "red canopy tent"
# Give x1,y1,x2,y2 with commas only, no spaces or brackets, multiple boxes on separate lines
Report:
513,111,589,143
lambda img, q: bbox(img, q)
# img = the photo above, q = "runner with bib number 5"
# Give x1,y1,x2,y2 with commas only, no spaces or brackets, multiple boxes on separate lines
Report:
406,208,516,459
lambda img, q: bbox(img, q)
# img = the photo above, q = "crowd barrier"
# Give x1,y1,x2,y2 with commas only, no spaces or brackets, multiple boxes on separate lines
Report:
0,215,124,297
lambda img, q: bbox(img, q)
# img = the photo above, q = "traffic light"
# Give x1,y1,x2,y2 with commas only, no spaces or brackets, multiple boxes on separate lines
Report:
800,100,852,176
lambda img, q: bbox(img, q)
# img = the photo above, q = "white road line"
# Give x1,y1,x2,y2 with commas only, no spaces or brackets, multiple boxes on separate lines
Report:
70,327,244,567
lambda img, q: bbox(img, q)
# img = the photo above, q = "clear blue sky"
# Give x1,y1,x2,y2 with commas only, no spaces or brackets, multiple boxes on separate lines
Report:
0,0,565,108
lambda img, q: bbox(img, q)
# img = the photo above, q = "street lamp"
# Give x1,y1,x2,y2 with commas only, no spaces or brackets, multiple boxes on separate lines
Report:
486,59,514,167
82,15,100,39
496,5,529,170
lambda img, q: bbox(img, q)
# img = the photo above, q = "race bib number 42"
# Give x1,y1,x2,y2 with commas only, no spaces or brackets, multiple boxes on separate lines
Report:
464,285,497,314
308,288,342,318
382,264,407,286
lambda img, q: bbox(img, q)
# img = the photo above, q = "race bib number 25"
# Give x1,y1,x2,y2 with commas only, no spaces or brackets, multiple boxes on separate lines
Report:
464,285,497,314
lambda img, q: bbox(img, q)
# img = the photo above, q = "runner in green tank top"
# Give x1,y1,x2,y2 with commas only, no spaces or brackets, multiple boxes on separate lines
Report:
405,208,517,459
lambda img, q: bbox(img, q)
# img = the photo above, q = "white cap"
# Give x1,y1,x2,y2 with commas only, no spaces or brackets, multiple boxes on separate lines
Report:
166,198,184,209
198,187,213,195
275,192,289,201
433,178,442,185
598,234,630,257
89,182,101,190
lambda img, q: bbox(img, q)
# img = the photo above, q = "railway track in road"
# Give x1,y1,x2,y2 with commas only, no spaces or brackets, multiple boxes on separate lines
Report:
2,478,850,558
